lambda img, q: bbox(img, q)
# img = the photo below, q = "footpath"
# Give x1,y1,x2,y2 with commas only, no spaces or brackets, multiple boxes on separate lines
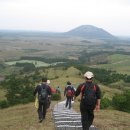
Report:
52,101,99,130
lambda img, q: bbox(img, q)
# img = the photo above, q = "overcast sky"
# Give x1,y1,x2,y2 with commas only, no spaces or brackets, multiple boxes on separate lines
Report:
0,0,130,36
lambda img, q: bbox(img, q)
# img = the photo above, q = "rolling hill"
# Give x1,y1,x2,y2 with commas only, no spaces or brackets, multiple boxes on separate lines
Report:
65,25,117,40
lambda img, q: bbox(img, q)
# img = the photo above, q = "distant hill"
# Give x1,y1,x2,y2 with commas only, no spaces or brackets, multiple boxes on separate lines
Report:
65,25,117,40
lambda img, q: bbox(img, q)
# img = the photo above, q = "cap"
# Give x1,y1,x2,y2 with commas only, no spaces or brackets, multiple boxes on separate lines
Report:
84,71,94,79
47,80,50,85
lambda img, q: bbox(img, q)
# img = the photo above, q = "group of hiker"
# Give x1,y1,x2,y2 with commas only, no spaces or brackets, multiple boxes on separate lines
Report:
33,71,101,130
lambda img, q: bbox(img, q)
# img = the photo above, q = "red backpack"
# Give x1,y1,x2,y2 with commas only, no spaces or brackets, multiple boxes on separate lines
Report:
66,86,72,97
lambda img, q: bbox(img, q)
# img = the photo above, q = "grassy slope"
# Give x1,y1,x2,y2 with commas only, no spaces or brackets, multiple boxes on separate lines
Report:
74,101,130,130
0,66,130,130
91,54,130,75
0,102,57,130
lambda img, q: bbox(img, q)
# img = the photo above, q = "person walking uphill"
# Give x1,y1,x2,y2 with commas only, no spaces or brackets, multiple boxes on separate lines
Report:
64,81,75,109
33,78,52,123
74,71,101,130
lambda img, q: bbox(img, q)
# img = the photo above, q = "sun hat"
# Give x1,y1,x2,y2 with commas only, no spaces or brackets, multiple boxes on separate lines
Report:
47,80,50,85
84,71,94,79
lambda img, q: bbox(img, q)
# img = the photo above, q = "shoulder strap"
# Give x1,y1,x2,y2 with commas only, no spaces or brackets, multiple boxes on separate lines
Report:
81,83,96,92
94,85,96,91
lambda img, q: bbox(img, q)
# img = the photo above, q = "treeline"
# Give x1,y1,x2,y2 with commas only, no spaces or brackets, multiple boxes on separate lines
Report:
20,56,74,63
0,75,35,108
73,64,130,84
16,62,36,72
0,69,61,109
78,50,130,65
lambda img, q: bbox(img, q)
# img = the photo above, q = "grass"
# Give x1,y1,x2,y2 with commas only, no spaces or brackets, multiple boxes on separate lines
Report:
0,66,130,130
0,101,57,130
0,89,6,100
91,54,130,75
73,100,130,130
0,99,130,130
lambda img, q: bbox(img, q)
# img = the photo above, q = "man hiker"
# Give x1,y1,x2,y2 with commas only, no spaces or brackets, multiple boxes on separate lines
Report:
64,81,75,109
74,71,101,130
33,78,52,123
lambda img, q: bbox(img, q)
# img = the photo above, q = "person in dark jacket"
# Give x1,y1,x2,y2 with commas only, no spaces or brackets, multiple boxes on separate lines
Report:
74,71,101,130
33,78,52,123
64,81,75,109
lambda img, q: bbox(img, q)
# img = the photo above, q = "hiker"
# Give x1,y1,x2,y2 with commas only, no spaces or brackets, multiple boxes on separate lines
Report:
33,78,52,123
64,81,75,109
46,80,52,109
56,86,61,94
74,71,101,130
71,85,76,101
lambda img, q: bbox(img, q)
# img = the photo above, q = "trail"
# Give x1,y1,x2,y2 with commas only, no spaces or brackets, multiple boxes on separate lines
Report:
53,100,99,130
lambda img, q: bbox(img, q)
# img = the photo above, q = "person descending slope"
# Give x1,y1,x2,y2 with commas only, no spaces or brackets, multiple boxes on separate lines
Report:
33,78,52,123
64,81,75,109
74,71,101,130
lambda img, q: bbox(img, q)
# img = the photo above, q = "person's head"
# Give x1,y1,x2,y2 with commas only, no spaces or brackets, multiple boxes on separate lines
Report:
47,80,50,85
42,77,47,83
84,71,94,82
67,81,71,85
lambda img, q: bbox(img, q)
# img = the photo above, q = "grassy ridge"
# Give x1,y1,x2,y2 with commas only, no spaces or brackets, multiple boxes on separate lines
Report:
0,102,56,130
0,66,130,130
92,54,130,74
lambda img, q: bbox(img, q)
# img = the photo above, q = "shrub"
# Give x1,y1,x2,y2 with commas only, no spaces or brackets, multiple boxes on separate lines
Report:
0,100,9,109
101,98,111,109
112,90,130,113
51,93,61,101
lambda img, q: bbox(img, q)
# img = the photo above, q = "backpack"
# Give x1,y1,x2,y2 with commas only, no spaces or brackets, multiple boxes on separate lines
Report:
81,83,97,106
38,84,48,102
66,86,72,97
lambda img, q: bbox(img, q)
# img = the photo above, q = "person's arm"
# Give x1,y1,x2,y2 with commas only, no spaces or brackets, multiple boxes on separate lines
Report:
48,85,52,96
95,99,100,111
33,85,39,96
64,87,66,96
74,84,82,100
95,85,101,111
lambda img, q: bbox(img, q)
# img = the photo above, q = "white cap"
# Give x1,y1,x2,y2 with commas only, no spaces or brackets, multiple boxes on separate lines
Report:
84,71,94,79
47,80,50,85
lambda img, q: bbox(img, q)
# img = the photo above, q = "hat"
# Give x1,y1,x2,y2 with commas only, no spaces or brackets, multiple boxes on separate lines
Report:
47,80,50,84
84,71,94,79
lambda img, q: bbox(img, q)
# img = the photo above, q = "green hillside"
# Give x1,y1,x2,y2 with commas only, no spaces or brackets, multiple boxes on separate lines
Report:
0,66,130,130
91,54,130,74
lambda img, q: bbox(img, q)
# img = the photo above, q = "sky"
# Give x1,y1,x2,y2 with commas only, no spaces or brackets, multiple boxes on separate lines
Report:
0,0,130,36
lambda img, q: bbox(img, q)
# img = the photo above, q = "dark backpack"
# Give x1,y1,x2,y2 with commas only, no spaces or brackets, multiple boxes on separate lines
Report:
38,84,48,102
66,86,72,97
81,83,97,106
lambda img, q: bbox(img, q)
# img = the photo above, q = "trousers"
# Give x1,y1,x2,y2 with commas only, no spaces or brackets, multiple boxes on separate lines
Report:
80,102,95,130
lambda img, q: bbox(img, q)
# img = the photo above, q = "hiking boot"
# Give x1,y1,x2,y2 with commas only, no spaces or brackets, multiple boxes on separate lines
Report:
39,119,43,123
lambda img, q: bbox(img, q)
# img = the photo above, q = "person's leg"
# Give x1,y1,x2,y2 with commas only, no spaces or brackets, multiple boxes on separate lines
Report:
65,97,69,108
80,102,89,130
43,101,47,119
38,102,43,121
87,109,94,128
68,97,72,109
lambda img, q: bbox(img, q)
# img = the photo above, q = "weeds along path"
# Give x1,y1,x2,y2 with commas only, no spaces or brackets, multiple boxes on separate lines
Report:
53,101,99,130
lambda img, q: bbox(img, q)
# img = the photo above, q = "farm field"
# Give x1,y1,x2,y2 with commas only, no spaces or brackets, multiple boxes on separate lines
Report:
5,60,50,67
